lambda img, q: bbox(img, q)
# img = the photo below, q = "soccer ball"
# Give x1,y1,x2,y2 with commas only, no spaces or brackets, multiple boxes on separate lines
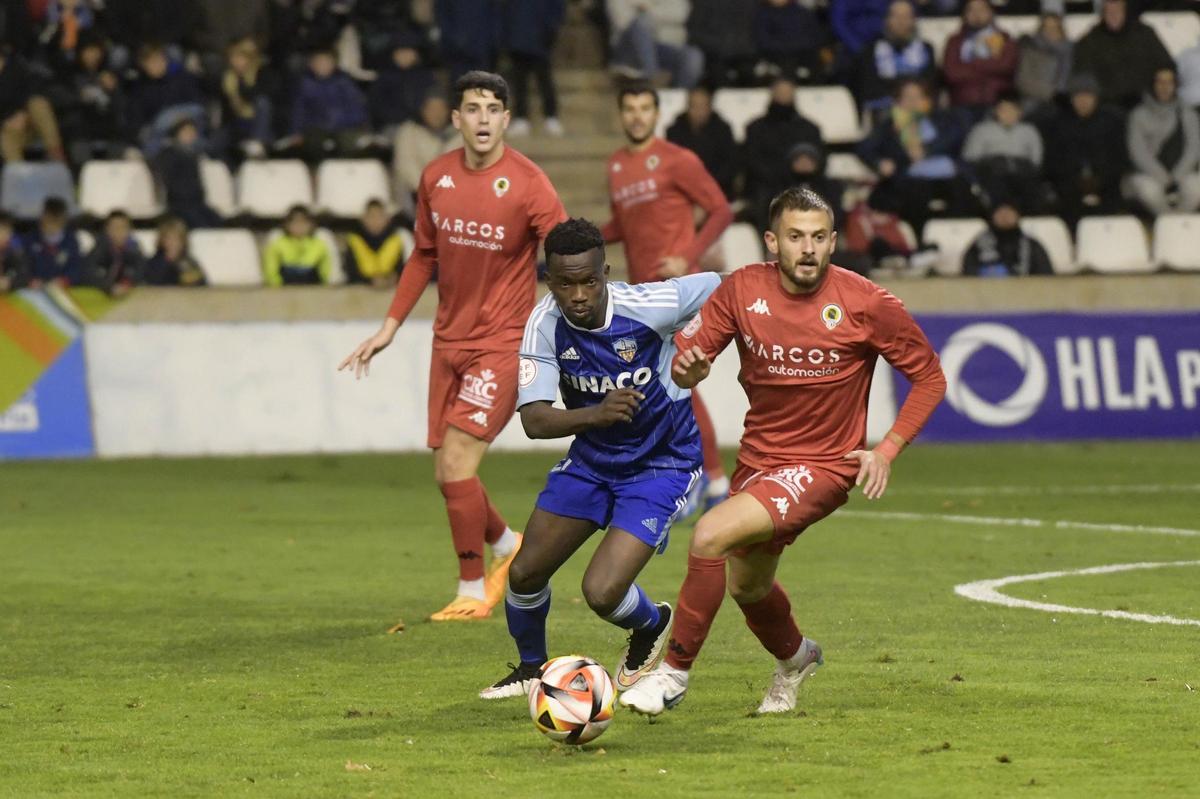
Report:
528,655,616,745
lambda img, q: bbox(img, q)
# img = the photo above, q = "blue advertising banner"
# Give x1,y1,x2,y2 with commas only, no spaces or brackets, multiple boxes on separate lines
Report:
0,338,95,459
898,312,1200,441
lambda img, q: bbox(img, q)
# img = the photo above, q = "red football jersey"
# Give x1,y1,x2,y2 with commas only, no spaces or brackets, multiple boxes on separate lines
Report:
602,138,732,284
388,146,566,350
675,263,945,476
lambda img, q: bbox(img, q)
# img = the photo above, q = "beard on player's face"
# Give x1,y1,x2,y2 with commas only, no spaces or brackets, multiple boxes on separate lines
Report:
620,100,658,145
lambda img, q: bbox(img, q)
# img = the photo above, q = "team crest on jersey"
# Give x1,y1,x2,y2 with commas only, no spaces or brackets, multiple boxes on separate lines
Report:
612,162,622,173
493,176,511,197
613,337,638,363
821,303,843,330
646,154,660,171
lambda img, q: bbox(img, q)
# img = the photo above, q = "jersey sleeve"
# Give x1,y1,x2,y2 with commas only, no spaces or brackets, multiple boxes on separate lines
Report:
387,172,438,322
525,168,568,241
667,273,722,332
866,288,946,443
518,299,561,407
672,274,739,365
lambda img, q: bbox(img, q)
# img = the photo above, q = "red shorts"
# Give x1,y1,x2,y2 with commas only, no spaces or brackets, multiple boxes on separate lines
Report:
730,460,851,555
427,348,518,449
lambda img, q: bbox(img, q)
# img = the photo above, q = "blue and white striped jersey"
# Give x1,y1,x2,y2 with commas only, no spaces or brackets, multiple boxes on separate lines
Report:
518,273,721,478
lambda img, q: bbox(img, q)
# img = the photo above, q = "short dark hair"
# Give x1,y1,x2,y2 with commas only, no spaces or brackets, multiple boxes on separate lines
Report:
617,80,659,109
285,204,312,223
894,77,929,99
545,218,605,260
453,70,509,109
768,187,835,231
43,197,69,218
105,210,131,224
364,198,385,212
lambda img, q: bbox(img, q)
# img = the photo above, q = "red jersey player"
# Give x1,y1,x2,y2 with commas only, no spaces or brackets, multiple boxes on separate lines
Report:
620,187,946,716
339,72,566,623
602,82,734,514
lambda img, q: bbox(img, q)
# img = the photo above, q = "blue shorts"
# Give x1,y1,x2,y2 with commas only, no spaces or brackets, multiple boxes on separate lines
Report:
535,458,702,553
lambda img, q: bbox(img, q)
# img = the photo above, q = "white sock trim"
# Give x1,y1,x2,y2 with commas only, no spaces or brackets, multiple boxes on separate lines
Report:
603,584,641,623
506,584,550,610
458,578,485,601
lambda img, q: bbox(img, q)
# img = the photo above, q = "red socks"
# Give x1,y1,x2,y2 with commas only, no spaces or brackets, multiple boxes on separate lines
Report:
665,553,727,670
736,582,802,661
691,392,724,477
440,478,488,581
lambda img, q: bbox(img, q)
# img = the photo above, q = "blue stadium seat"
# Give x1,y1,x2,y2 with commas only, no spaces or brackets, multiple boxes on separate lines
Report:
1,162,76,220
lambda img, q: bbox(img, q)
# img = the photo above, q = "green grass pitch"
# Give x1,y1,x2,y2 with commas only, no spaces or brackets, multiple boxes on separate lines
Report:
2,442,1199,797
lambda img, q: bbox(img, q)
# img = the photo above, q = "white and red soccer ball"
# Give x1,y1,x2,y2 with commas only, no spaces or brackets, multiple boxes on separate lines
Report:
528,655,615,745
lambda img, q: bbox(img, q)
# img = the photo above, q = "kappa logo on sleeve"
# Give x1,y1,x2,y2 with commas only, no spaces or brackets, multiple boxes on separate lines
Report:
681,311,702,338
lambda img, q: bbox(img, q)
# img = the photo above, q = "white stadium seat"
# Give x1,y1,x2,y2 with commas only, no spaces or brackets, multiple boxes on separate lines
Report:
190,229,263,286
1075,216,1153,274
265,227,346,284
713,88,770,141
132,229,158,257
922,218,988,276
79,160,161,219
1063,13,1096,41
826,152,875,183
316,159,392,218
1143,12,1200,59
717,223,764,270
236,160,313,218
917,16,961,63
1152,214,1200,271
398,227,415,263
201,159,236,219
76,229,95,253
796,86,862,144
1,162,75,219
655,88,687,139
1019,216,1077,275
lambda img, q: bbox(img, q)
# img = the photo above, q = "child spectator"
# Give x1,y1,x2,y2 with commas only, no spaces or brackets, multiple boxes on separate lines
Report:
126,42,205,156
942,0,1017,118
0,212,30,292
290,47,371,162
20,197,84,286
962,92,1044,212
393,94,455,201
84,210,145,296
962,201,1052,277
666,85,737,200
369,33,437,132
145,216,206,286
220,37,275,159
153,119,222,229
263,205,332,286
345,199,405,288
502,0,565,136
1125,67,1200,215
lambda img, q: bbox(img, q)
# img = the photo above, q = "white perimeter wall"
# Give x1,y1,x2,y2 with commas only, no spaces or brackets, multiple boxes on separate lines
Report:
86,321,897,458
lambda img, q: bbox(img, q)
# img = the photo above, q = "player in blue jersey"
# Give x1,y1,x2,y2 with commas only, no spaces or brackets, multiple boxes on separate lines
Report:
479,218,721,700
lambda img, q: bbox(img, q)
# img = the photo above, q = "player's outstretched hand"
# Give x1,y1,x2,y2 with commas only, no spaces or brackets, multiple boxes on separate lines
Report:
672,345,711,389
338,328,395,379
844,449,891,500
591,388,644,427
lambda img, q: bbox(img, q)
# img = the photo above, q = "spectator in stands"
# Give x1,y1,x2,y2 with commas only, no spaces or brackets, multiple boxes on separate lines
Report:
126,42,205,156
666,85,737,199
962,200,1052,277
753,0,831,85
785,142,846,227
1125,67,1200,215
84,210,144,296
0,212,30,293
1071,0,1173,111
1015,13,1072,119
502,0,565,137
289,46,371,162
104,0,203,56
351,3,429,70
942,0,1018,119
1041,73,1127,226
743,77,823,223
21,197,84,286
221,37,275,159
1179,39,1200,112
686,0,756,87
153,119,222,230
830,0,890,59
857,78,975,232
393,93,455,202
345,199,405,288
854,0,936,120
0,47,67,163
264,205,332,286
436,0,500,80
607,0,704,89
50,32,126,164
369,32,437,134
145,216,206,286
963,92,1045,212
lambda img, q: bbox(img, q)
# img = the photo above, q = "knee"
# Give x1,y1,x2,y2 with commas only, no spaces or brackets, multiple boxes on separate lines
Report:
506,554,544,596
689,515,727,559
434,449,471,487
581,574,627,618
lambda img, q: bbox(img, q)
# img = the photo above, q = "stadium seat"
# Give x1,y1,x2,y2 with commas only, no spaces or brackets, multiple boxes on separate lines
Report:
714,88,769,142
796,86,862,144
1,162,75,219
397,227,415,263
76,228,95,254
315,159,392,218
921,218,987,276
132,228,158,257
995,15,1039,39
201,159,236,219
917,16,961,63
1062,14,1095,41
717,223,764,270
236,160,313,218
78,160,161,219
1142,12,1199,58
826,153,875,183
1075,216,1153,274
190,229,263,286
897,220,918,251
1019,216,1077,275
1152,214,1200,271
264,227,346,284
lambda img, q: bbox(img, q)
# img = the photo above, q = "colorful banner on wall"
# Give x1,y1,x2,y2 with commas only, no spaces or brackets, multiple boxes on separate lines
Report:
899,312,1200,441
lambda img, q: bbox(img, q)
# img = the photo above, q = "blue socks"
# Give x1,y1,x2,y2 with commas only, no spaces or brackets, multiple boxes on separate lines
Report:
505,585,551,665
604,583,661,631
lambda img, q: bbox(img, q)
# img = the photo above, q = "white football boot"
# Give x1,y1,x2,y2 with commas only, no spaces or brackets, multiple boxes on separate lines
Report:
617,661,689,716
755,637,823,714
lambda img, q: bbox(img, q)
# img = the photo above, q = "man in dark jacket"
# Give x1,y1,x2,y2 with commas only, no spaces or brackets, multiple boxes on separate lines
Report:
369,32,436,130
1072,0,1173,111
501,0,565,136
125,42,204,155
742,77,823,220
290,47,370,161
753,0,830,84
436,0,499,80
962,201,1052,277
1041,73,1127,226
686,0,756,86
666,85,737,199
854,0,936,119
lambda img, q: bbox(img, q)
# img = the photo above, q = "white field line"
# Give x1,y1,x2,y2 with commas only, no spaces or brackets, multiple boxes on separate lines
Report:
837,509,1200,538
896,483,1200,496
953,561,1200,627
